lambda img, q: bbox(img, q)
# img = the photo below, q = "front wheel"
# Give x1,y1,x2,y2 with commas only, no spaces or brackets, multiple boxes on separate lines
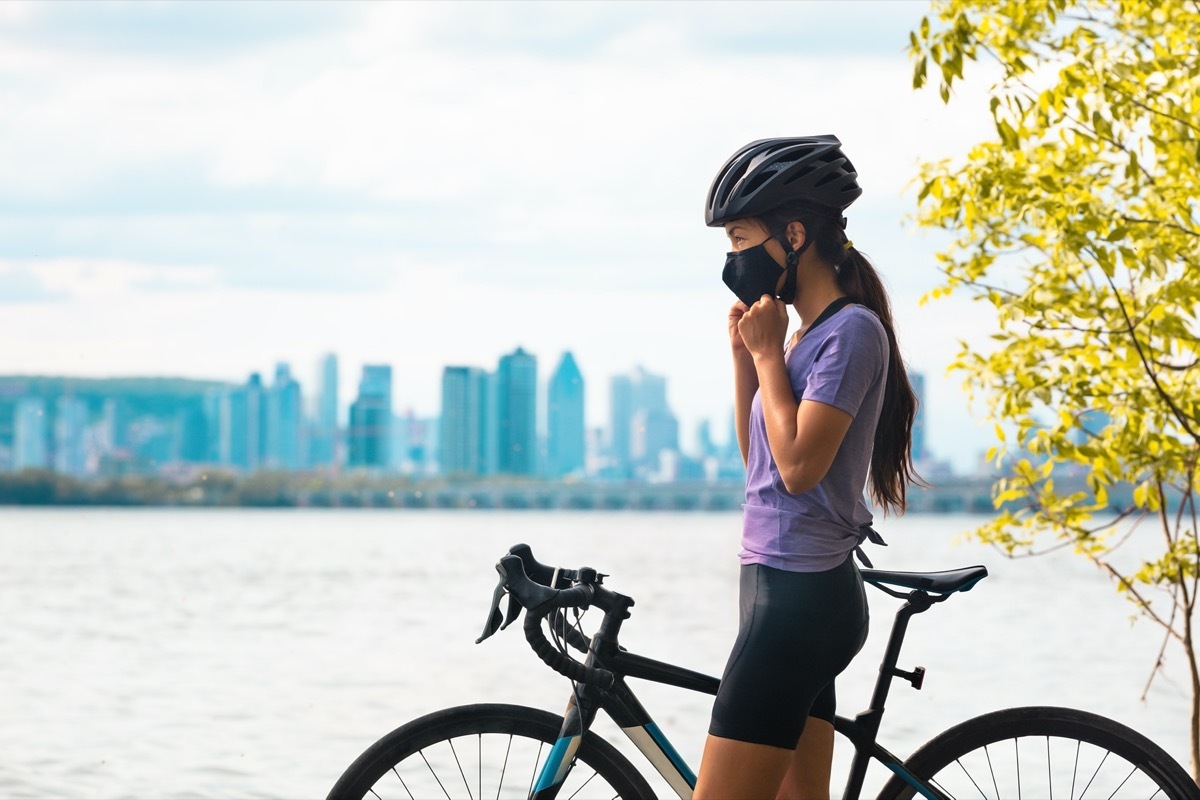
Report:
327,703,655,800
878,706,1198,800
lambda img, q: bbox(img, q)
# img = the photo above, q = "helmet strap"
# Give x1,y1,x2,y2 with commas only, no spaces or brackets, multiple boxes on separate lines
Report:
778,260,798,304
775,230,811,305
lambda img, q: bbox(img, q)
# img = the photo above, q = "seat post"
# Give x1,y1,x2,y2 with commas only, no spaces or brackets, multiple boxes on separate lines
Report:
863,591,933,731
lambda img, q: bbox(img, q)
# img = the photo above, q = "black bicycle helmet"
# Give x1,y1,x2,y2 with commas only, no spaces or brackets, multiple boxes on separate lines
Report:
705,135,862,227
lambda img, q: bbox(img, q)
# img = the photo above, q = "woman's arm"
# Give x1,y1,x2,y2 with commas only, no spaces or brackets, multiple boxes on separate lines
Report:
737,295,854,494
728,300,759,467
732,350,758,467
752,350,853,494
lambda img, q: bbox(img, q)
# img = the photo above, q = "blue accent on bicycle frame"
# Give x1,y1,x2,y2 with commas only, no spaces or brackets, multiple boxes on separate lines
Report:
883,760,940,800
533,736,576,793
645,722,697,786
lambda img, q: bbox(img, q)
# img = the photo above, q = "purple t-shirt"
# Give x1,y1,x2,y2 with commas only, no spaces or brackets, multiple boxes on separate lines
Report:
741,304,889,572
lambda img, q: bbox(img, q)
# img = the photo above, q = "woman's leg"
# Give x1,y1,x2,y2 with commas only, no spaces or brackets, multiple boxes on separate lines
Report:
701,561,867,799
693,734,794,800
777,717,835,800
693,717,833,800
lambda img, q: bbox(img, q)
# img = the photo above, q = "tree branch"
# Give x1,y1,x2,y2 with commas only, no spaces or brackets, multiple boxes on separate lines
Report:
1151,355,1200,372
1120,215,1200,239
1105,84,1200,136
1098,560,1182,638
1101,269,1200,441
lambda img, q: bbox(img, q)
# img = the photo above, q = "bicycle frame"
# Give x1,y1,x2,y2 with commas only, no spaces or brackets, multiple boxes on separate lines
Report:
531,584,951,800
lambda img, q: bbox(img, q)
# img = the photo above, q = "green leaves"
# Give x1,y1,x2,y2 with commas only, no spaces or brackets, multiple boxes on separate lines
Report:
910,0,1200,731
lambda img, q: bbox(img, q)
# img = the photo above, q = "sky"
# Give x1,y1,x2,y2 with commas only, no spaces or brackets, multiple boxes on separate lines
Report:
0,1,1004,473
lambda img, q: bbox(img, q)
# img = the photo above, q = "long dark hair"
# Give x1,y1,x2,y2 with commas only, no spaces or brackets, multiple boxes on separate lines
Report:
763,205,921,514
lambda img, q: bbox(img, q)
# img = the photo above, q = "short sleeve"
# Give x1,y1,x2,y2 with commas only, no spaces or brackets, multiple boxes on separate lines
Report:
800,309,887,418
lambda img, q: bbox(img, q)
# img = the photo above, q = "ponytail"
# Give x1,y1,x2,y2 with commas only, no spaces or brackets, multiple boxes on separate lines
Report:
762,204,922,514
833,245,921,514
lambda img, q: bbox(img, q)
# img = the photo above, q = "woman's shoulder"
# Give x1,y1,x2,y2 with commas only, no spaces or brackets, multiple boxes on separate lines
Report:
834,304,887,341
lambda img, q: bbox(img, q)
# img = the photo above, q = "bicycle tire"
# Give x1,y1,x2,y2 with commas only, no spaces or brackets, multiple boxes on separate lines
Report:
877,706,1199,800
326,703,656,800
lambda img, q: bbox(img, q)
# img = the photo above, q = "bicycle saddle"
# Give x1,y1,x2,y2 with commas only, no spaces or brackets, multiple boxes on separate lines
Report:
861,565,988,594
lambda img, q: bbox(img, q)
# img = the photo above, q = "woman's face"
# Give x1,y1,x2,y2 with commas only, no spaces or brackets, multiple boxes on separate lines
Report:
723,218,772,252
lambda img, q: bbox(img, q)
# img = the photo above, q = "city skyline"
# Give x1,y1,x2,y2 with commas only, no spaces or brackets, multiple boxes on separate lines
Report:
0,342,942,484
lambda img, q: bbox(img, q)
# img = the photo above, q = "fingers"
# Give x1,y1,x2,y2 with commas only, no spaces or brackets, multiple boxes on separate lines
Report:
737,295,789,356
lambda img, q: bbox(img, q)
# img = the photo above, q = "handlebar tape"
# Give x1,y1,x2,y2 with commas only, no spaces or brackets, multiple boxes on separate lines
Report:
524,599,615,689
499,553,615,689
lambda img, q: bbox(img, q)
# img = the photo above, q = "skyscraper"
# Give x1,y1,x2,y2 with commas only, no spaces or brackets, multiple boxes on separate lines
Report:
497,347,537,476
440,366,492,477
547,352,585,478
910,370,927,464
216,373,264,471
265,363,303,470
348,365,392,470
609,374,635,478
609,366,676,478
310,353,338,467
13,397,47,471
54,395,89,476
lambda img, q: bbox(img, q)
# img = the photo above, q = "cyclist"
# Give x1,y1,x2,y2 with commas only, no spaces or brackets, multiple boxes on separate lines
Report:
694,136,920,799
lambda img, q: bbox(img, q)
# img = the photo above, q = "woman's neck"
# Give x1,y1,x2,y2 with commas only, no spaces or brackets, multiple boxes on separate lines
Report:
793,278,846,334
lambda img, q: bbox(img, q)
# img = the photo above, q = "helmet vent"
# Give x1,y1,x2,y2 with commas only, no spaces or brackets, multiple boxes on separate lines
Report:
783,165,816,185
814,170,842,188
741,171,773,197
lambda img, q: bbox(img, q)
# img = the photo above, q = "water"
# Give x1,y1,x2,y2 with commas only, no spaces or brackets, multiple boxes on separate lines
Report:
0,508,1191,798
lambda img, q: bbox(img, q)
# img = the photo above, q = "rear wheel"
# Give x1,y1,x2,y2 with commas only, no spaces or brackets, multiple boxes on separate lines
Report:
878,706,1198,800
327,703,655,800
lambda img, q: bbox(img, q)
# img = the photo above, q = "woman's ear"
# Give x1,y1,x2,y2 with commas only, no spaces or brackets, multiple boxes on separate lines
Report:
785,220,807,252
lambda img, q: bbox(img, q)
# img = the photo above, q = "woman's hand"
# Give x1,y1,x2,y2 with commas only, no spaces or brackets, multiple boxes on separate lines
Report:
728,300,751,353
737,294,789,362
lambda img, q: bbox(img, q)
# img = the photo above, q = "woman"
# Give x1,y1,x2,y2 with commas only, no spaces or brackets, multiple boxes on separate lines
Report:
693,136,919,800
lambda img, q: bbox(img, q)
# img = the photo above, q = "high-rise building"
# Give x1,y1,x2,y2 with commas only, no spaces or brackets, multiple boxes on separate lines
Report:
497,347,537,476
910,370,927,463
547,352,585,478
310,353,338,467
609,366,676,478
265,363,303,470
696,419,716,460
440,366,492,476
101,398,130,454
348,365,392,470
54,395,88,476
13,398,47,471
609,374,635,478
631,406,678,472
217,373,264,471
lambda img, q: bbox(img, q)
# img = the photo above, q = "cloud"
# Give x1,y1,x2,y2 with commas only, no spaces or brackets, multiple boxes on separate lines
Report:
0,1,358,60
0,264,69,303
0,4,994,292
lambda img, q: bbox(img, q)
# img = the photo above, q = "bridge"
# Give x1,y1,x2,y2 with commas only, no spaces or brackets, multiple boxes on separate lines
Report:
298,474,1001,513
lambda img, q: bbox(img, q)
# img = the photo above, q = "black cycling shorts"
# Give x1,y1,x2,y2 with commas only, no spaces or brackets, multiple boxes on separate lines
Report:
708,556,869,750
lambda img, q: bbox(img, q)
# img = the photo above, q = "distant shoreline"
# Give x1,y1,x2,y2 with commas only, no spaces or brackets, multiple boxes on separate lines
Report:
0,469,1002,513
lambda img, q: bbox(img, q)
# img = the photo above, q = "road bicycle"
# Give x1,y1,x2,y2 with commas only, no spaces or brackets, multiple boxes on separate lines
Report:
327,542,1199,799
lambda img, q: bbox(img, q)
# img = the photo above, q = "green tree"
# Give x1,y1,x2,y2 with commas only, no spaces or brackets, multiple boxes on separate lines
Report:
910,0,1200,779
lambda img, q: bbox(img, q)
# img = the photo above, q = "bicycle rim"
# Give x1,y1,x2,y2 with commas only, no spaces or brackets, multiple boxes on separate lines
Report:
327,703,655,800
878,706,1199,800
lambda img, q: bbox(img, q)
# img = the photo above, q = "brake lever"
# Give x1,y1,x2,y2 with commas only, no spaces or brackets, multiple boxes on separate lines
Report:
501,590,522,631
476,574,507,644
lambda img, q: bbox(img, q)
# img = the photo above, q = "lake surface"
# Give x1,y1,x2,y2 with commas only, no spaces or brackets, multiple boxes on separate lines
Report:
0,508,1191,798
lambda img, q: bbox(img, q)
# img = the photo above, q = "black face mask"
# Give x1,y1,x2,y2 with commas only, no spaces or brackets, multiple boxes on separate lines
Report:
722,240,797,305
